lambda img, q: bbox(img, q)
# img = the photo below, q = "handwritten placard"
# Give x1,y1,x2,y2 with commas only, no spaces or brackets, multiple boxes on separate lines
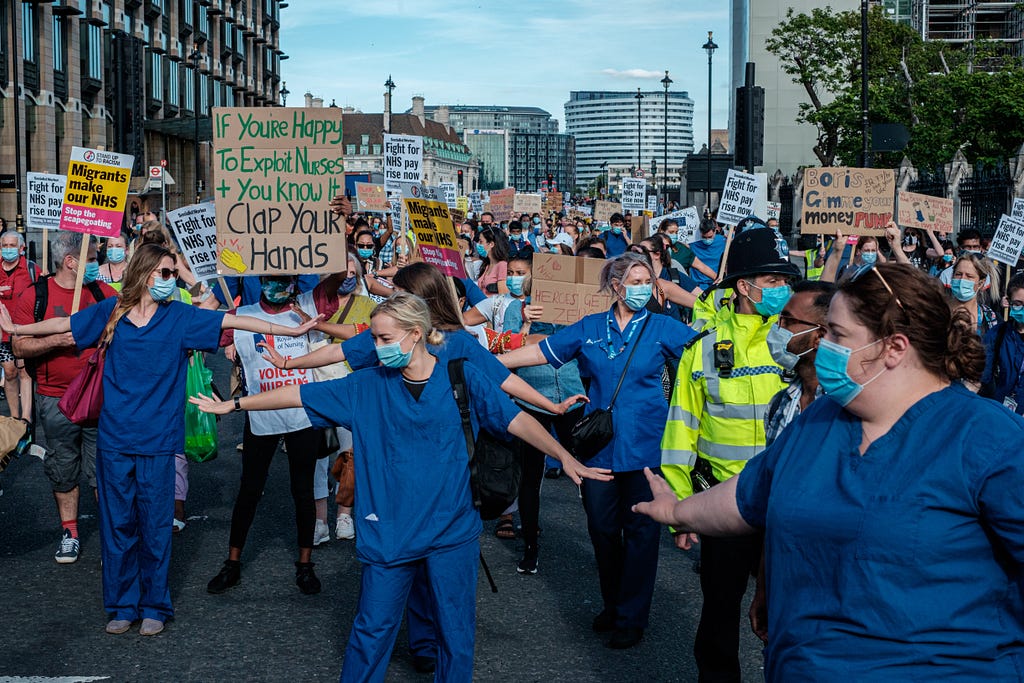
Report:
26,172,66,230
59,147,134,238
383,134,423,194
355,182,390,213
594,200,622,223
801,167,895,236
717,169,759,226
513,193,543,216
212,108,345,275
988,214,1024,266
896,190,953,234
168,203,219,282
531,253,611,324
488,188,515,221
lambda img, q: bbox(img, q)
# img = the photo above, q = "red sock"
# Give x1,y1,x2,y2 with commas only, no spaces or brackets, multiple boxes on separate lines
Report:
61,520,78,539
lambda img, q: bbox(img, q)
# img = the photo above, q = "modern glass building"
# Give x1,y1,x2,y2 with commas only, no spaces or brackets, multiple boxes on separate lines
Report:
463,129,509,191
509,133,575,194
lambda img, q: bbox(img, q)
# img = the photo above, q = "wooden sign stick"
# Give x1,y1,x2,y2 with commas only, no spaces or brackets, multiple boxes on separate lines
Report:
70,237,89,314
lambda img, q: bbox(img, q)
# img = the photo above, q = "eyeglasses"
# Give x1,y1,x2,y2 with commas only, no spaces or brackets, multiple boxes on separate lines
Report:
844,262,906,314
778,313,822,329
153,267,179,280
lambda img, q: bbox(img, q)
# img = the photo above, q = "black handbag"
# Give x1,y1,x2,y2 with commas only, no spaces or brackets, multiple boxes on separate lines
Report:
570,315,650,460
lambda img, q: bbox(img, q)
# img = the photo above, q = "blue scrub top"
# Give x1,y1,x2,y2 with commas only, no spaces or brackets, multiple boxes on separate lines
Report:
982,321,1024,415
71,297,225,456
540,308,697,470
601,231,630,257
459,278,487,307
689,234,726,289
343,328,511,386
301,360,521,566
736,384,1024,680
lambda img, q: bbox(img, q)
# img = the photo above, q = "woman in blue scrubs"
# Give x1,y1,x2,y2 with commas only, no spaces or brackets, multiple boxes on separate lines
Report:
191,292,611,682
498,252,699,649
0,244,323,637
635,263,1024,680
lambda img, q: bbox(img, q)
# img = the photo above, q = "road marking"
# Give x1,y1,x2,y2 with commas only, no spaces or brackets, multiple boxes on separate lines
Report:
0,678,111,682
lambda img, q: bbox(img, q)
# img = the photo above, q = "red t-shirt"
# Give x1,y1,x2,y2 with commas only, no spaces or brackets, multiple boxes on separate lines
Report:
0,258,36,342
11,278,118,397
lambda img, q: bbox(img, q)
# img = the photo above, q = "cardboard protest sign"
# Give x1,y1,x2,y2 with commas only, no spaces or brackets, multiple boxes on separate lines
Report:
168,203,220,282
513,193,542,216
401,184,466,278
456,196,469,213
439,182,457,208
717,169,759,226
212,107,345,276
449,208,466,226
897,191,953,234
383,134,423,194
26,172,66,230
488,188,515,221
650,207,701,242
59,147,134,238
542,191,563,215
531,253,611,325
801,167,895,236
629,216,649,244
621,178,647,212
355,182,390,213
594,200,622,223
987,214,1024,266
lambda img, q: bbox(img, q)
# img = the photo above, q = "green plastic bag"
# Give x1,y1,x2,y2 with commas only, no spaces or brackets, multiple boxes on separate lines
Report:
185,352,218,463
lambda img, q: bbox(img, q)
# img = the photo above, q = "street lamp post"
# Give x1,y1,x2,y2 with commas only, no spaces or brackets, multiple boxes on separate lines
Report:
703,30,718,212
661,70,672,209
384,75,396,133
279,81,290,106
9,0,24,232
189,43,203,204
634,88,644,173
860,0,870,167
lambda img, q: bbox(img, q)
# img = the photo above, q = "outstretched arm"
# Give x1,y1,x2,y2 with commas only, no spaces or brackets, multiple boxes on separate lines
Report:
222,312,324,337
506,412,611,485
0,303,72,337
190,384,303,414
259,340,345,369
632,468,755,536
498,342,548,369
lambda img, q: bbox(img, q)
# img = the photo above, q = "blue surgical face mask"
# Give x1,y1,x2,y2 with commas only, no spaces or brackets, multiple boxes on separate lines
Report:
475,244,488,258
1,248,19,262
506,275,525,296
375,331,413,368
701,236,715,245
611,226,623,235
338,276,359,295
149,276,176,302
861,251,878,265
623,283,652,311
357,248,375,260
83,261,101,284
668,232,680,244
510,233,523,242
1011,305,1024,324
950,278,977,302
106,247,126,264
942,253,954,264
532,217,541,225
261,280,294,304
814,338,885,407
746,281,792,317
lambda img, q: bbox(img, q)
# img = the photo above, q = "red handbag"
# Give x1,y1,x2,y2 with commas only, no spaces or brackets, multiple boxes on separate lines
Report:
57,342,107,427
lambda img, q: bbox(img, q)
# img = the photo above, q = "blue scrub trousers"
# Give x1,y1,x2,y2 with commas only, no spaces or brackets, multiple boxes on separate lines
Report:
340,538,478,683
406,564,437,658
95,450,175,622
581,468,662,629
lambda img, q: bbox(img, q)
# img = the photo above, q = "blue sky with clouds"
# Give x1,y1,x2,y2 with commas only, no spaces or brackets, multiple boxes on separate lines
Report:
280,1,731,146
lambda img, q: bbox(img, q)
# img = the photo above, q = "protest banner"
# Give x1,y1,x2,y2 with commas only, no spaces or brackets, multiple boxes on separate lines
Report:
621,178,647,212
383,134,423,194
647,195,658,213
469,191,483,215
594,200,622,223
212,107,345,276
401,184,466,278
750,172,770,218
439,182,457,208
167,202,232,302
649,207,701,241
488,188,515,221
1012,198,1024,221
355,182,390,213
897,191,954,234
717,169,759,226
800,167,895,236
766,201,782,221
449,208,466,226
26,172,66,230
456,196,469,213
513,193,542,216
531,252,611,325
542,191,563,215
987,214,1024,266
629,215,649,244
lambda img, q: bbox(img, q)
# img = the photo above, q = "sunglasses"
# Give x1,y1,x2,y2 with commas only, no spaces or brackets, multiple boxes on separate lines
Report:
844,262,906,314
778,312,822,329
154,268,179,280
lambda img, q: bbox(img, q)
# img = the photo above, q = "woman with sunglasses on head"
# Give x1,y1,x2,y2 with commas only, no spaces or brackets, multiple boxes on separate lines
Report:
981,273,1024,416
636,262,1024,681
0,243,323,637
947,252,1000,337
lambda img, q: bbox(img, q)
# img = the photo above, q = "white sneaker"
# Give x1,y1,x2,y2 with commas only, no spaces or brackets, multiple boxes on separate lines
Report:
313,519,330,546
335,513,355,540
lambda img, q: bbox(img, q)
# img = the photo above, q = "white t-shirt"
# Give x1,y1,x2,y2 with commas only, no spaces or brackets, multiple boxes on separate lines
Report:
473,293,518,335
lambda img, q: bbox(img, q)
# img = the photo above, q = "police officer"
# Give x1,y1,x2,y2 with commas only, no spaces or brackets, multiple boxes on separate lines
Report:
660,226,800,682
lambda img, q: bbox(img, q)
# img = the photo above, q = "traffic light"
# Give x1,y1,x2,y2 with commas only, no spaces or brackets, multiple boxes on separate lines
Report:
457,169,464,192
734,85,764,169
547,173,554,191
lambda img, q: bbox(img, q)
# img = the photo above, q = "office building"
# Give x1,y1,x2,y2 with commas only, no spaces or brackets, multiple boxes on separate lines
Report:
564,90,695,192
0,0,287,229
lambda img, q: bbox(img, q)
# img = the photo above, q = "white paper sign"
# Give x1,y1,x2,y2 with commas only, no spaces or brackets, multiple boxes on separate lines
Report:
766,201,782,221
26,172,66,230
751,172,769,218
167,203,219,282
647,195,658,212
621,177,647,212
717,169,759,226
383,134,423,194
988,214,1024,266
469,191,483,215
1011,198,1024,221
650,207,702,242
439,182,457,208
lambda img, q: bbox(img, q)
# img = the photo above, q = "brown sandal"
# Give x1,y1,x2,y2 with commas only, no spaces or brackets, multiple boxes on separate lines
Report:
494,516,516,540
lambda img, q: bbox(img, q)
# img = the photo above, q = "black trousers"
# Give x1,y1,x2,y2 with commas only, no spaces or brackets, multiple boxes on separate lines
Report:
518,406,582,548
228,417,322,551
694,533,763,683
580,468,662,629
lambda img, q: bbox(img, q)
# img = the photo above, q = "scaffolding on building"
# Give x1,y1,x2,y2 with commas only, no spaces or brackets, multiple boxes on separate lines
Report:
907,1,1024,59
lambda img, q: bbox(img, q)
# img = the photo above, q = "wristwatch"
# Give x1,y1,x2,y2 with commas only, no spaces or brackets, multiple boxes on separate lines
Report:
233,396,242,412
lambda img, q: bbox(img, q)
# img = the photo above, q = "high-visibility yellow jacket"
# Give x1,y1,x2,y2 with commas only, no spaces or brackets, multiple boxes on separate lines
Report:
805,251,824,281
691,288,732,333
661,305,787,499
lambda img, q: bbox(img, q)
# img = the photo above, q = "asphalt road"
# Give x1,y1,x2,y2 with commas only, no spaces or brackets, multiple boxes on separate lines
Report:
0,354,764,682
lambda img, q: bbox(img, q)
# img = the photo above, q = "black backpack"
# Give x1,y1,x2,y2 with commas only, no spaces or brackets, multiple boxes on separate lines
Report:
448,358,523,521
22,275,107,379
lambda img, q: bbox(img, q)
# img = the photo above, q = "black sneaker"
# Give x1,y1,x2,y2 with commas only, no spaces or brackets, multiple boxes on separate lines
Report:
516,545,538,575
606,626,644,649
592,609,617,633
295,561,321,595
207,559,241,594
